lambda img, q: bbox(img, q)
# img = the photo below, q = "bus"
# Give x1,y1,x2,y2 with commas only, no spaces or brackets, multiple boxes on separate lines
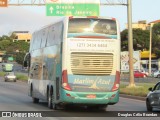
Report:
2,63,14,72
24,16,121,110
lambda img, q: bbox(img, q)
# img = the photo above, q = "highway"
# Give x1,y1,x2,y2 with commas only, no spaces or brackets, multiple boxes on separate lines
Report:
0,62,160,119
0,77,160,119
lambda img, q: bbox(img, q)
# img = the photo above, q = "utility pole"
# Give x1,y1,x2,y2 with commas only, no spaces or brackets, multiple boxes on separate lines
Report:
127,0,135,87
149,23,153,76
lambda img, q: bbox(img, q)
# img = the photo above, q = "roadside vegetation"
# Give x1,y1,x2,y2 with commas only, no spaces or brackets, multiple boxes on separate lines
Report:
120,83,155,97
0,33,29,65
0,71,28,81
121,23,160,58
0,71,154,97
0,71,5,76
16,73,28,81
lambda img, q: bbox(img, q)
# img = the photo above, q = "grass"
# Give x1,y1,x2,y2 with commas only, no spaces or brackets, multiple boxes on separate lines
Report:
120,83,155,97
0,71,156,97
0,71,5,76
16,74,28,81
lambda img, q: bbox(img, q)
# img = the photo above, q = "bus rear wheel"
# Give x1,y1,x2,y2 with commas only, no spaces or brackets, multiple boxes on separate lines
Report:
88,105,107,111
99,105,108,111
48,90,53,109
33,98,39,103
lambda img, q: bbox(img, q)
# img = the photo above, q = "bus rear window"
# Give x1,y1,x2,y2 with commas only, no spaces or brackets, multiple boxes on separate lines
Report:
68,18,117,38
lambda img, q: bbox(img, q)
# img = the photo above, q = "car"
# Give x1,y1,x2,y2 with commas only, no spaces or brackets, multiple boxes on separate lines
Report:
140,69,149,76
146,81,160,111
134,71,147,78
4,72,17,82
152,70,160,78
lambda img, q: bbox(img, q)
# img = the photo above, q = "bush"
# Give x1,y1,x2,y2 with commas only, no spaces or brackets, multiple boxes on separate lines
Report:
120,83,155,97
0,72,5,76
16,74,28,81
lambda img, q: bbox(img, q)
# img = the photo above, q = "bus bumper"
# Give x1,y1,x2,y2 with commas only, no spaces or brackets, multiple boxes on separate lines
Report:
60,90,119,105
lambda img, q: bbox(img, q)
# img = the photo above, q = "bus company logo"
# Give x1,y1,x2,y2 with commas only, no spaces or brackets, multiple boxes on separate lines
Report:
2,112,11,117
73,78,111,86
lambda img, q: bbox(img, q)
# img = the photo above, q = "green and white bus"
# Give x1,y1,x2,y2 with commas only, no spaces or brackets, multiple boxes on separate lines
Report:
2,63,14,72
24,16,120,110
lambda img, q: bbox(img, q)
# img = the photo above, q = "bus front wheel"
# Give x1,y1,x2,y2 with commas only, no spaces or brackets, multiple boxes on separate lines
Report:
31,86,39,103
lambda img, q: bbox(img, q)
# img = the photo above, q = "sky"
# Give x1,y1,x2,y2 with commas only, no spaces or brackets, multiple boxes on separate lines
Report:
0,0,160,36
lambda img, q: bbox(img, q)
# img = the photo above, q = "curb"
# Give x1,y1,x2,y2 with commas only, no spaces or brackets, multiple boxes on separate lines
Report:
120,94,146,101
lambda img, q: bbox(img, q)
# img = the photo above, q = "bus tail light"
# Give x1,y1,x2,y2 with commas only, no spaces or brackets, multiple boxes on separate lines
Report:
111,71,120,91
62,70,72,91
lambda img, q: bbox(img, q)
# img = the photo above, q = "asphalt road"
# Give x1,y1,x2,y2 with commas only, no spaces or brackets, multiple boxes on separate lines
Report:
0,77,147,111
0,77,160,120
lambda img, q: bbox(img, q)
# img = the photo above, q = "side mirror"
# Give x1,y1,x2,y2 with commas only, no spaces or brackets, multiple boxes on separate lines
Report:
23,61,28,67
148,87,152,91
23,53,31,68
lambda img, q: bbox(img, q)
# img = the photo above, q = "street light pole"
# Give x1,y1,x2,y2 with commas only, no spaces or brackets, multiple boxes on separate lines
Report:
149,23,153,76
127,0,135,87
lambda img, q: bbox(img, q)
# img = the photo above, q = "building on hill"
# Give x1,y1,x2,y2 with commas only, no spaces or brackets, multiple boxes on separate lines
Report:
125,19,160,30
12,31,32,43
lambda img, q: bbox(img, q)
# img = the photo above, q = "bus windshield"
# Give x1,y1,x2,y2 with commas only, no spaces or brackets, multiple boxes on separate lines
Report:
68,18,117,39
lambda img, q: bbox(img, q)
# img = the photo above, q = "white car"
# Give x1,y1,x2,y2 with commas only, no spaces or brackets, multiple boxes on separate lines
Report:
4,72,17,82
153,70,160,78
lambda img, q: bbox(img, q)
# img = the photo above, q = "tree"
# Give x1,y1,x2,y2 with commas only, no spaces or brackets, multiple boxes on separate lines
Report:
15,52,26,65
0,35,12,41
9,32,17,40
121,29,150,51
0,35,30,64
152,23,160,58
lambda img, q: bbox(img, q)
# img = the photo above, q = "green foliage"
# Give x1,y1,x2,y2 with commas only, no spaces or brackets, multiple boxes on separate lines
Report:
121,29,150,51
16,74,28,81
0,72,5,76
120,83,155,97
0,35,29,64
15,52,26,65
0,72,28,81
152,23,160,58
0,35,12,41
121,27,160,58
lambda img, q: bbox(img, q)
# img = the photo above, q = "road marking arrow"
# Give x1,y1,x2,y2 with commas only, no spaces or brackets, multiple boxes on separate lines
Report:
50,6,54,14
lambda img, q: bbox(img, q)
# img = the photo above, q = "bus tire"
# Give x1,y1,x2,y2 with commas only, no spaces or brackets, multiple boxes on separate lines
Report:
98,105,108,111
33,98,39,103
48,89,53,109
52,103,58,110
51,89,58,110
87,105,99,110
31,85,39,103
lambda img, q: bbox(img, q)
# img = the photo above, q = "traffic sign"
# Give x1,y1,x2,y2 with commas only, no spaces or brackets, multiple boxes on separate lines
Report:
0,0,7,7
46,0,100,16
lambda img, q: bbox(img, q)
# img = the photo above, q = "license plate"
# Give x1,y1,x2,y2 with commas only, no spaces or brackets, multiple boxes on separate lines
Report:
86,94,96,98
